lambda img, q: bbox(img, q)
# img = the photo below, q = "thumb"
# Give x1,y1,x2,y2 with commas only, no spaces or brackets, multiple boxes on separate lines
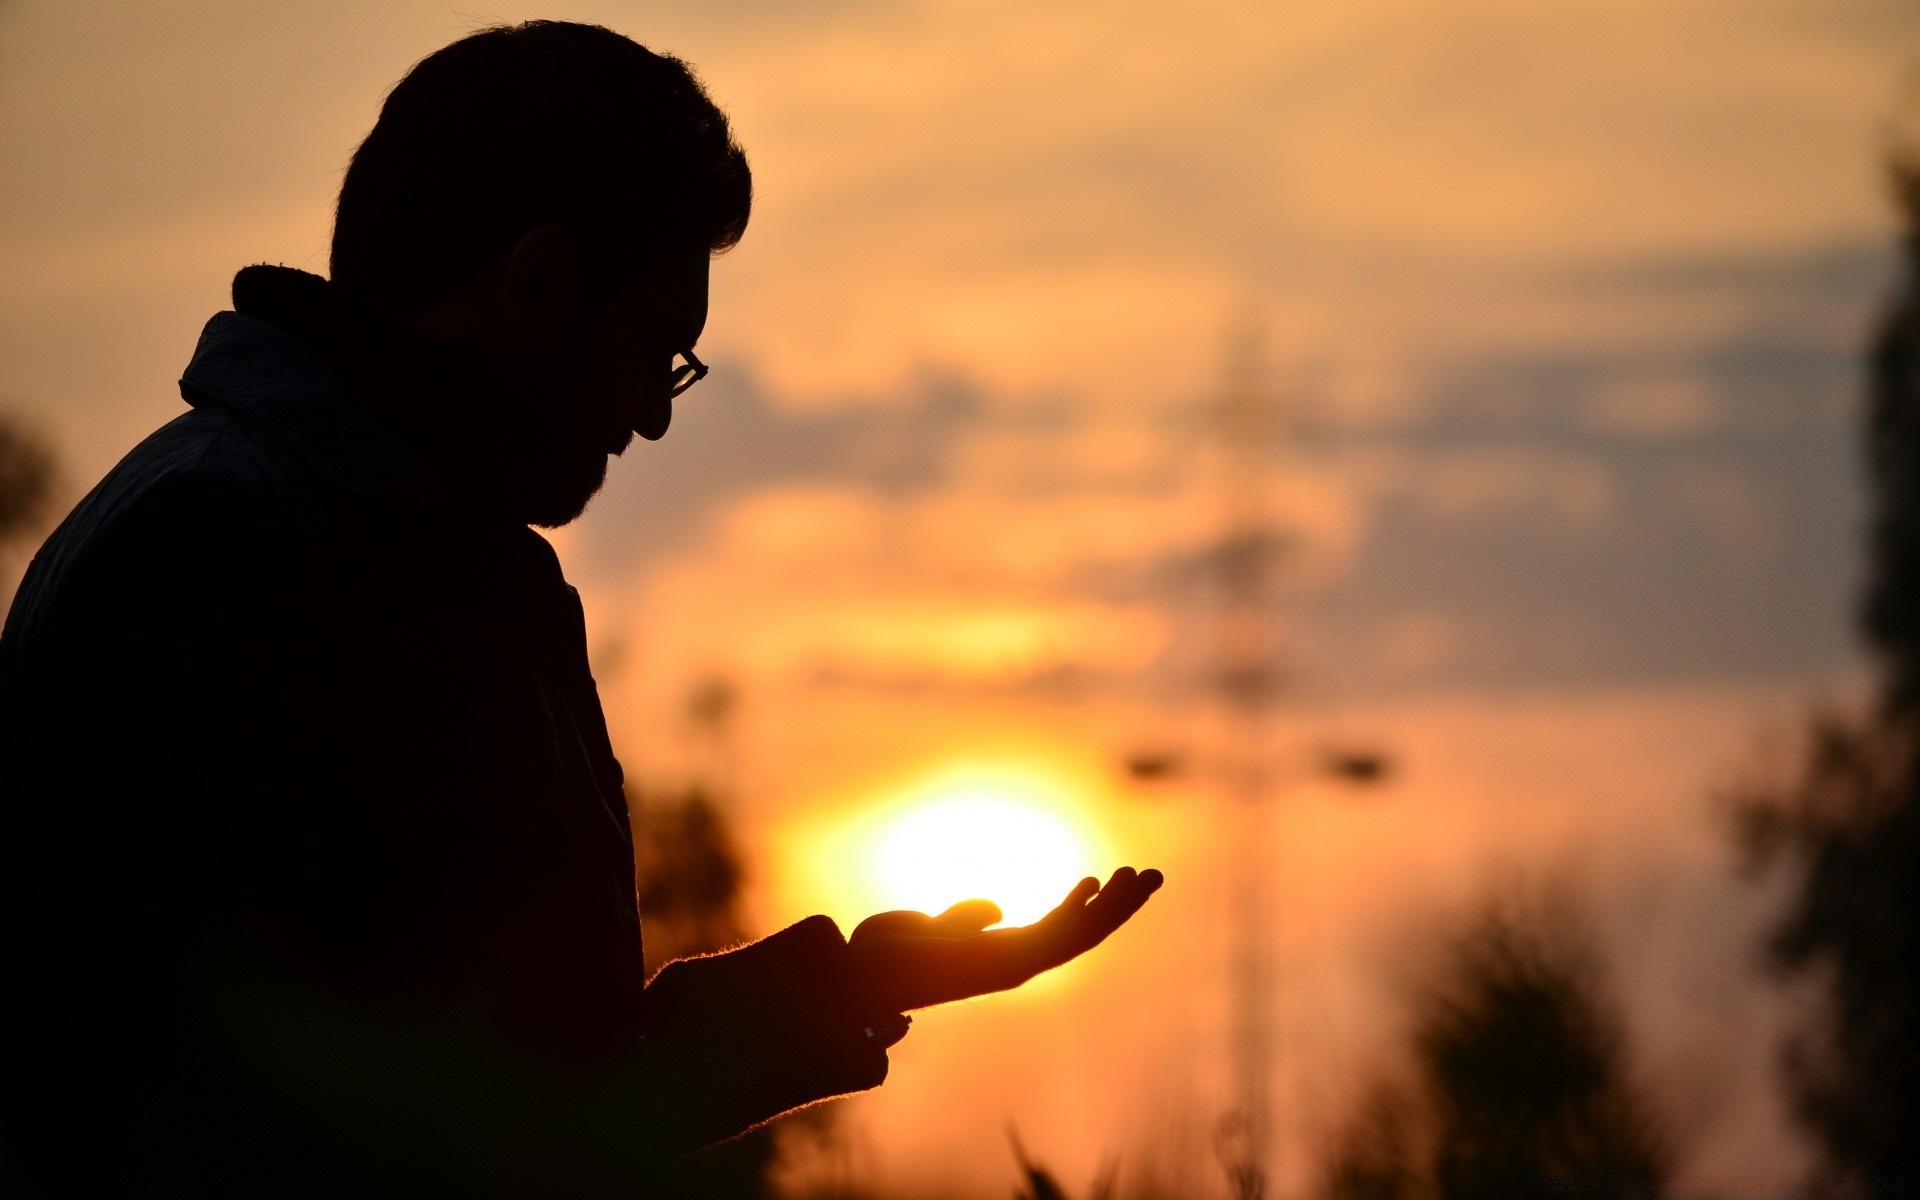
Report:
934,898,1003,933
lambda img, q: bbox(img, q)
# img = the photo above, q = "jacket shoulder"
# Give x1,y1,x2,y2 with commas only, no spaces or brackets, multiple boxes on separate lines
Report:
1,407,324,654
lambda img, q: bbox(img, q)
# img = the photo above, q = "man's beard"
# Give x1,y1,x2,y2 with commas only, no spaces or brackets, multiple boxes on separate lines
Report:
517,443,610,528
455,368,613,529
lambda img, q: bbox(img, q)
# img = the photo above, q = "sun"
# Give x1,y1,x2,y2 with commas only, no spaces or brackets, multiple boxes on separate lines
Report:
861,770,1103,927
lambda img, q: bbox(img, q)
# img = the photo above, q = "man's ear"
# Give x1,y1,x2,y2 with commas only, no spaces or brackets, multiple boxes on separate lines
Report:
500,224,582,349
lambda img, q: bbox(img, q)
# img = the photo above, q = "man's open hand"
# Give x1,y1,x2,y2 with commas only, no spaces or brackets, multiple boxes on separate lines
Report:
845,867,1164,1013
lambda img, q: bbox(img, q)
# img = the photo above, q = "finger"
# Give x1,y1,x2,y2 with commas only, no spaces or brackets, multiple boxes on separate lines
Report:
935,898,1003,933
853,900,1005,943
981,871,1152,983
1023,867,1158,964
992,870,1128,968
852,909,950,942
1032,871,1121,939
1041,877,1100,924
1069,866,1163,950
1094,867,1142,917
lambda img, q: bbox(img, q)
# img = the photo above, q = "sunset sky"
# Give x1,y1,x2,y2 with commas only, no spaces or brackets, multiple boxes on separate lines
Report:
2,0,1915,1194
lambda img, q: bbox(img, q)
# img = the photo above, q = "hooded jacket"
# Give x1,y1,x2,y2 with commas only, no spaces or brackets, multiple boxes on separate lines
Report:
0,267,886,1196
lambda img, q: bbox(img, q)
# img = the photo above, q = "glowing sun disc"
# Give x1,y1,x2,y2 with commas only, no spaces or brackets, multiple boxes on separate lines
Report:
866,779,1099,927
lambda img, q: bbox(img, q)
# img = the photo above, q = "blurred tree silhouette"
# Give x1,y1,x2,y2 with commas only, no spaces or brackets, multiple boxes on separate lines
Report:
1863,155,1920,706
1008,1130,1117,1200
629,679,846,1199
632,785,751,972
1321,896,1670,1200
1010,1131,1077,1200
628,780,785,1199
1727,152,1920,1198
0,413,57,611
0,414,54,547
1321,1087,1428,1200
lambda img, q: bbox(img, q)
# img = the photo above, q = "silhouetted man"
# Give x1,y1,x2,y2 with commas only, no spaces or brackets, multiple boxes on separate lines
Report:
0,22,1160,1197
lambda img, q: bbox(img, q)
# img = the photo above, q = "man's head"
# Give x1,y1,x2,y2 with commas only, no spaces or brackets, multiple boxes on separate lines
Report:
330,21,750,526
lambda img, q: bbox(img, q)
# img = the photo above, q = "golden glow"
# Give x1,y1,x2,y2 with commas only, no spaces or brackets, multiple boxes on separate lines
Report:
829,767,1106,928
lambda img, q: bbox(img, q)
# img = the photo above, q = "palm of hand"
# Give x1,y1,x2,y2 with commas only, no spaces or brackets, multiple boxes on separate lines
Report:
846,867,1164,1013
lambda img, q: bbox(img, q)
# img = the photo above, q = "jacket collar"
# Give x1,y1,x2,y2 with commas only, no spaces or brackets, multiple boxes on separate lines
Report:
178,306,422,495
179,264,517,500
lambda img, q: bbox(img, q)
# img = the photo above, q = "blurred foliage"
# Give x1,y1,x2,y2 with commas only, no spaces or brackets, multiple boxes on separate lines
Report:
1009,1131,1116,1200
1321,1086,1426,1200
631,772,850,1200
1320,896,1670,1200
1724,152,1920,1198
0,413,55,548
632,785,751,972
628,783,779,1199
1731,709,1920,1198
1865,153,1920,707
1011,1141,1076,1200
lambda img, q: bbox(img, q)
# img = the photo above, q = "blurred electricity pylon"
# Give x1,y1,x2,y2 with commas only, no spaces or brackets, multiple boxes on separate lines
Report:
1124,317,1391,1200
1214,317,1284,1200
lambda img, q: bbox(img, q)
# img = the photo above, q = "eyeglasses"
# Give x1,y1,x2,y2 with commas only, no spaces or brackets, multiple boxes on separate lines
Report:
666,348,709,399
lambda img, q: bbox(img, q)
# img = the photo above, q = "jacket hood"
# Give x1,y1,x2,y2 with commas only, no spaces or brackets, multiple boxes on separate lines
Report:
179,265,500,498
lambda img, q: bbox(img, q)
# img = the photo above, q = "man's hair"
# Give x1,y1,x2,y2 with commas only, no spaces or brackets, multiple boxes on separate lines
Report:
331,21,751,315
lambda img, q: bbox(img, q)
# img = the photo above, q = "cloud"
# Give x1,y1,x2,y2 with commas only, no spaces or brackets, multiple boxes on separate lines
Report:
572,230,1880,710
689,0,1914,405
